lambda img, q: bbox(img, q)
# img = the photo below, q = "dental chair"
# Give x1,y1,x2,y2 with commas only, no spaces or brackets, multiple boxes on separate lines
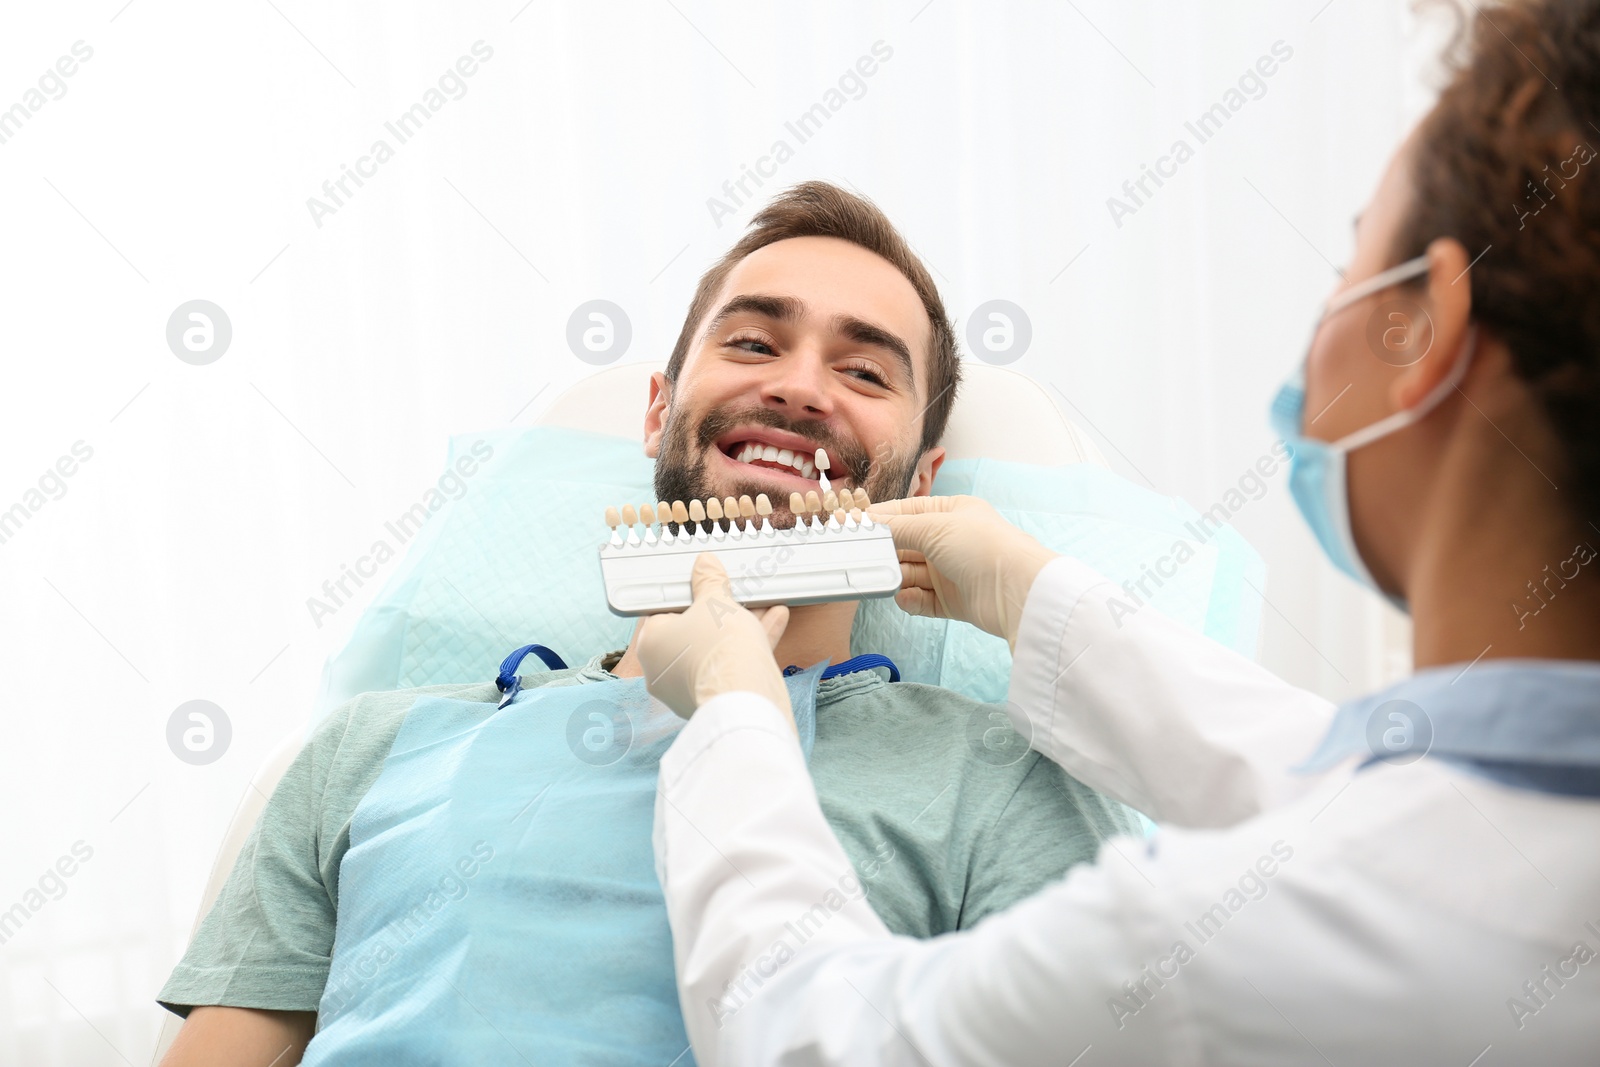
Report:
154,362,1244,1061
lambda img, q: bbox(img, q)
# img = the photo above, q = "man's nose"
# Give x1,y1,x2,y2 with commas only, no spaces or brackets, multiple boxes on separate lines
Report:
759,354,834,418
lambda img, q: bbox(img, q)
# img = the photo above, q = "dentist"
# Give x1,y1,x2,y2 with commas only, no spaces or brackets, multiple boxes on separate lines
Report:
638,1,1600,1063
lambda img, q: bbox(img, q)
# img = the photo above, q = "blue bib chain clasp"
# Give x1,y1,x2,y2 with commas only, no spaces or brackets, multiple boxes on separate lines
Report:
494,644,894,709
785,653,899,683
495,643,569,708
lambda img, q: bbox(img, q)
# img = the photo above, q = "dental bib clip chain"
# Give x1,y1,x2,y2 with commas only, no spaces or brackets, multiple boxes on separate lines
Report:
597,448,903,616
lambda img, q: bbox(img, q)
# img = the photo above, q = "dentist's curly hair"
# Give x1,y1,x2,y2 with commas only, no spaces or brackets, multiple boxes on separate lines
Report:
1397,0,1600,523
665,181,961,458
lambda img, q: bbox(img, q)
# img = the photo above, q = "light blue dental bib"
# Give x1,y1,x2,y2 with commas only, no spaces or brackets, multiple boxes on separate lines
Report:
302,665,825,1065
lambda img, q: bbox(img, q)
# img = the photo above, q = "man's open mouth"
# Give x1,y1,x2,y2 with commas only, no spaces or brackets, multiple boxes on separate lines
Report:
713,428,826,482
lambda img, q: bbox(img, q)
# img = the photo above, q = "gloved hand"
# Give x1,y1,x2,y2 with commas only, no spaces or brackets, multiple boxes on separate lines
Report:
866,495,1059,652
636,552,794,726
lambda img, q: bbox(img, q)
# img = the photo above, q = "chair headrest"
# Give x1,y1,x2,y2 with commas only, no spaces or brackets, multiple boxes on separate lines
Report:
315,427,1263,717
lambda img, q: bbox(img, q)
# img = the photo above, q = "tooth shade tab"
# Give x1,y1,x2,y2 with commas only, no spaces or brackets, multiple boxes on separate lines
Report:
639,503,655,525
851,488,870,508
621,505,638,527
789,491,805,513
657,501,673,526
738,495,756,518
814,448,830,471
805,490,822,514
822,490,839,512
671,500,690,524
604,506,621,528
723,496,740,518
688,499,706,523
706,497,724,520
756,494,772,516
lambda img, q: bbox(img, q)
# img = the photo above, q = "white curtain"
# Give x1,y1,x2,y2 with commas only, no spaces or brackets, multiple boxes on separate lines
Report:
0,1,1442,1061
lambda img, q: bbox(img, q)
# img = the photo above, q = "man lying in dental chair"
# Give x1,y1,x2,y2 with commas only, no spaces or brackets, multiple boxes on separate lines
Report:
156,181,1138,1065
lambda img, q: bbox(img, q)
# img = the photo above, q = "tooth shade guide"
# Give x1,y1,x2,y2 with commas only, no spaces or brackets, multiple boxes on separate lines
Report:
706,497,724,520
600,481,900,617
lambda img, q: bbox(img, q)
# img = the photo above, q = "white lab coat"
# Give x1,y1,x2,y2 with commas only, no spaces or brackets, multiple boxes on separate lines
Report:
653,556,1600,1066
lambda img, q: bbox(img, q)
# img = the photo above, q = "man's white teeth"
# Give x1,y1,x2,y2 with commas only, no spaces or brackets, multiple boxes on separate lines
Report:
732,441,816,479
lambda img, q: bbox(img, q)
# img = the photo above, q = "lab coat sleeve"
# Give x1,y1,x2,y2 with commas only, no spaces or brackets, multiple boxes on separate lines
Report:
654,691,898,1064
655,687,1321,1067
1006,555,1338,827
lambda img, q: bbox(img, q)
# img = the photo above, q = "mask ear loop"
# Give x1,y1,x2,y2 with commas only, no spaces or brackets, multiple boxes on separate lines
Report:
1330,327,1478,453
1322,255,1432,319
1288,255,1434,429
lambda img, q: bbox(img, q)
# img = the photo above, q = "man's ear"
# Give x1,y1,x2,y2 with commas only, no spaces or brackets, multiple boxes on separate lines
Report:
643,372,672,458
908,445,946,497
1392,237,1473,411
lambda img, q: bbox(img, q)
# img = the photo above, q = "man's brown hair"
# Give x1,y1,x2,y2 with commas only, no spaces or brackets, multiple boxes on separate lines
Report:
664,181,961,457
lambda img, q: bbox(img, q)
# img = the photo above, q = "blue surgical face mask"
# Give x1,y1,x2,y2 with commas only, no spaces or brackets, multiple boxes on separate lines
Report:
1269,256,1476,610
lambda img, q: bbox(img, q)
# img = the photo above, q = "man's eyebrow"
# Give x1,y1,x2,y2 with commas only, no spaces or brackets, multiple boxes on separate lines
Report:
702,293,806,339
702,292,916,388
831,314,915,388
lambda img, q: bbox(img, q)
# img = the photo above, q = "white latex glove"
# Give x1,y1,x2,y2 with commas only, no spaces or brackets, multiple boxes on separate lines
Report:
866,495,1059,652
636,553,794,727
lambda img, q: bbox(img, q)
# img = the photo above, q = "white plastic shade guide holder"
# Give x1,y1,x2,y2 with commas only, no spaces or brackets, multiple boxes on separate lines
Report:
599,487,896,615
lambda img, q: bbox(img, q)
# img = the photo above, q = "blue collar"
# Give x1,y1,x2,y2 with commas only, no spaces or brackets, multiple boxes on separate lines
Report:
1296,659,1600,797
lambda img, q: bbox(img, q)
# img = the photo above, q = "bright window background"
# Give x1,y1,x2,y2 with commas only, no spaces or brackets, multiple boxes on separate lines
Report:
0,1,1446,1062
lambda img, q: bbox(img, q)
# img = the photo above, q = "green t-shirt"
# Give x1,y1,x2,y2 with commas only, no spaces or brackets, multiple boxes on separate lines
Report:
159,652,1136,1017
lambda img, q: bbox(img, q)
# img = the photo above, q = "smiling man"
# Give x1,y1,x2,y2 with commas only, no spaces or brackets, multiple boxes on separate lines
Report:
617,181,961,678
155,182,1136,1065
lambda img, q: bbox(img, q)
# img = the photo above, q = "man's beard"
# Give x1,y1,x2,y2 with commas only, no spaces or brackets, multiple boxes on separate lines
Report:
653,401,922,530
